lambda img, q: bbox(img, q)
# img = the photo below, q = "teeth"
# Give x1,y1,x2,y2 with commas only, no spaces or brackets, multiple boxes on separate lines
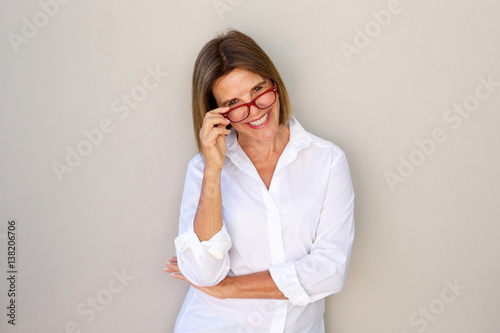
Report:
249,112,269,126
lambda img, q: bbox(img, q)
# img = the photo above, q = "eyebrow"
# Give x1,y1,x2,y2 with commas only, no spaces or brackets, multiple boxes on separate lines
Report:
221,80,267,106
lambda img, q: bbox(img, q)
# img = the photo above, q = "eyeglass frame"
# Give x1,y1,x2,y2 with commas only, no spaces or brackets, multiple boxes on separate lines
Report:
219,81,278,123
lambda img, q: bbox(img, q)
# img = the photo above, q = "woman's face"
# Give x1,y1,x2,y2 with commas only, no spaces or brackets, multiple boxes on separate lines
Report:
212,68,280,144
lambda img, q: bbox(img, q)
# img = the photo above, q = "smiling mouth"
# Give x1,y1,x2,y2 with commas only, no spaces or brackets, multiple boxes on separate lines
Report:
248,111,269,126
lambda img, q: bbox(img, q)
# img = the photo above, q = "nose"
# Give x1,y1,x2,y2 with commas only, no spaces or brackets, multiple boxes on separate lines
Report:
248,104,260,117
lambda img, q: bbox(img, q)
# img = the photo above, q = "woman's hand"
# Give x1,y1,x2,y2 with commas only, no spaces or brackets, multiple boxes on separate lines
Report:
165,256,233,299
199,107,231,171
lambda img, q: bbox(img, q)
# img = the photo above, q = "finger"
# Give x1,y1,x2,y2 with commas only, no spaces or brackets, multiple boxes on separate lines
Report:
164,262,179,273
170,272,189,283
200,118,230,140
165,262,180,272
209,106,231,115
203,107,230,124
168,257,177,263
203,127,231,148
200,120,230,141
200,109,230,137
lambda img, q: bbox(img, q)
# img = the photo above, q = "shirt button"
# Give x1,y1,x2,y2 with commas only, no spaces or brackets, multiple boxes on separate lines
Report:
273,248,280,254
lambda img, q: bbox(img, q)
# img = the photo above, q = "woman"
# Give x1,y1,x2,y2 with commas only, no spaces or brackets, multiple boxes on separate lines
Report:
165,30,355,333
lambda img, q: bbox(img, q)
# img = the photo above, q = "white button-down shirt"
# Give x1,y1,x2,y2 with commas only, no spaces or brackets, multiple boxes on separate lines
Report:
174,116,355,333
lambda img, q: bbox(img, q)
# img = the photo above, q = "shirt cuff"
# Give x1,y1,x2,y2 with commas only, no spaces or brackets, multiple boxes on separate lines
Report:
174,223,232,260
269,261,312,306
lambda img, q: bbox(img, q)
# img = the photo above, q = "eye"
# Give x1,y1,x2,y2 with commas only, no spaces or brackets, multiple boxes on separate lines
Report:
253,86,263,93
228,99,238,106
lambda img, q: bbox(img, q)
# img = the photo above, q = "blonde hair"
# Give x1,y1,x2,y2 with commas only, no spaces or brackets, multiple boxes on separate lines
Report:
191,30,292,153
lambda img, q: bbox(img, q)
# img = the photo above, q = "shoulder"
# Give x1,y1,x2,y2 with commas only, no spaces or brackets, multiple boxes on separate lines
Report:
301,130,353,189
291,116,348,166
309,133,347,163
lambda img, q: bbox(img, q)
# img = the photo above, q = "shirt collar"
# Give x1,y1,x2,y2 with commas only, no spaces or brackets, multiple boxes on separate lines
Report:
225,115,312,171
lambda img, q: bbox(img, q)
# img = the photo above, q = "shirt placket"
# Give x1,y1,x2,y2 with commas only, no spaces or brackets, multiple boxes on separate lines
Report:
227,136,304,333
261,185,288,332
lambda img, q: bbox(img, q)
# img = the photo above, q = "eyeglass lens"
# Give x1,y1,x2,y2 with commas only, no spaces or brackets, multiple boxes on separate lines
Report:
228,90,276,122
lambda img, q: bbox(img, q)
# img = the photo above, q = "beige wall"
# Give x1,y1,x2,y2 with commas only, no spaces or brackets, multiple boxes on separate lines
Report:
1,0,499,332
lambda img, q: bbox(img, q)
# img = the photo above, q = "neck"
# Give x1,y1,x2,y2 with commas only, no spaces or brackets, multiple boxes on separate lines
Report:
238,124,290,161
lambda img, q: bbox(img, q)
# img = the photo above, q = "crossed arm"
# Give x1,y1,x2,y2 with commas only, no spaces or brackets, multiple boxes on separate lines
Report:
167,150,354,303
165,165,286,300
165,257,287,300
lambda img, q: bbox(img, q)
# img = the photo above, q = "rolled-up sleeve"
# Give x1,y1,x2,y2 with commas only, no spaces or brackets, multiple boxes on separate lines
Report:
174,155,232,287
269,150,355,306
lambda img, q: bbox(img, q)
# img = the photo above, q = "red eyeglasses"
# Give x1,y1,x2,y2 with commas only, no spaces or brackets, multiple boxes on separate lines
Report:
220,82,278,123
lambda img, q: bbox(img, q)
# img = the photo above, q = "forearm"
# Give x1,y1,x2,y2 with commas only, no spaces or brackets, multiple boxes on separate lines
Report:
193,168,223,241
226,271,287,300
